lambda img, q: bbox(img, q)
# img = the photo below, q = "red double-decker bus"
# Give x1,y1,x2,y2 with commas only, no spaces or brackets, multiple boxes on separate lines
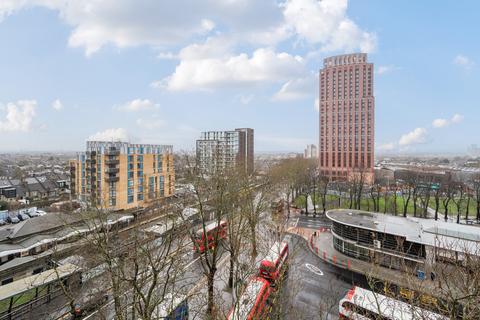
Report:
227,277,271,320
194,220,227,253
259,241,289,284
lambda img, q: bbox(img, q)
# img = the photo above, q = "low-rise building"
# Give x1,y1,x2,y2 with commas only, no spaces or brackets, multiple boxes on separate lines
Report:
327,209,480,276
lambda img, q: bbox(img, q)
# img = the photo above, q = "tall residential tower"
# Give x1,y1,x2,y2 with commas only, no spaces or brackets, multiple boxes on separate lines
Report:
319,53,374,183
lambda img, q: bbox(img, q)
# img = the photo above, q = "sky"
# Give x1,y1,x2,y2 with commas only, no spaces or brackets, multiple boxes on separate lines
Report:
0,0,478,154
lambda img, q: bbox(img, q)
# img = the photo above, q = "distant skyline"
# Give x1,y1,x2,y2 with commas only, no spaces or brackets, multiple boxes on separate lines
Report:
0,1,478,154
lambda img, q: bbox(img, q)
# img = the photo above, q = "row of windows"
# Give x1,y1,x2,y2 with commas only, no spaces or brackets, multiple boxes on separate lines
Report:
320,153,372,168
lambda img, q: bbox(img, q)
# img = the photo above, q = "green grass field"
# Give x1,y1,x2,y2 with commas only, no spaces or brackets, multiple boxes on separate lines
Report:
293,193,479,219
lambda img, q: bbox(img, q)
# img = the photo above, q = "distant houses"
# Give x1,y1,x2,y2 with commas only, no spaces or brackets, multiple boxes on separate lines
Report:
0,173,70,204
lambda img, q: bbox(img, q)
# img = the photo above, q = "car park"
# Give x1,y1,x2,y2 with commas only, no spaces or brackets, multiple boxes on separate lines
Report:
36,210,47,216
6,216,20,224
17,213,30,221
27,211,39,218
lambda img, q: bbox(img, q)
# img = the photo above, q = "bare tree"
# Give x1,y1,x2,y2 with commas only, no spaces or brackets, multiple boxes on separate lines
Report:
318,175,330,215
442,181,456,221
370,183,381,212
401,180,413,218
472,174,480,223
184,160,232,319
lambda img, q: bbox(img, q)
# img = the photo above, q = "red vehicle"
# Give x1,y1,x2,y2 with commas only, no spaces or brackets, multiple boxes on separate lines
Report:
194,220,227,253
227,277,271,320
259,241,288,284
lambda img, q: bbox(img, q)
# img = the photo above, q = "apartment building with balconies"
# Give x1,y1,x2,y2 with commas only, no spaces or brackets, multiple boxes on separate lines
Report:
196,128,254,175
70,141,174,210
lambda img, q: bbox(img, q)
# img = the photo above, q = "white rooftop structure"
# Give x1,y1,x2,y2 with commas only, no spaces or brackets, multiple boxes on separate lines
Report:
327,209,480,256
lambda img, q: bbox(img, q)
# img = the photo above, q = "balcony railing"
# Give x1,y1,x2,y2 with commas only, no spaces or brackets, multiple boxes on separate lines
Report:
105,167,119,174
105,176,120,183
105,159,120,165
105,149,120,156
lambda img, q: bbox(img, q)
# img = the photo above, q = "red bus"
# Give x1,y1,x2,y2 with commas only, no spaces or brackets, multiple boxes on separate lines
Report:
227,277,271,320
194,220,227,253
339,286,448,320
259,241,288,284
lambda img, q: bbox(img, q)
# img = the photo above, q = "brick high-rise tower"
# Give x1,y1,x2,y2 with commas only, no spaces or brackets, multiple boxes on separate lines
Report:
319,53,374,183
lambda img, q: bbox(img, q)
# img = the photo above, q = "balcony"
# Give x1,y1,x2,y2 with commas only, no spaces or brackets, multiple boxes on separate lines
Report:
105,176,120,183
105,159,120,165
105,167,120,174
105,149,120,156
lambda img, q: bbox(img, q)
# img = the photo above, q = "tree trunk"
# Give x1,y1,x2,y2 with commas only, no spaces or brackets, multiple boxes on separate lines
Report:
207,269,216,318
250,222,257,258
305,194,309,214
444,200,449,221
477,200,480,223
465,197,470,221
286,191,291,214
228,255,235,288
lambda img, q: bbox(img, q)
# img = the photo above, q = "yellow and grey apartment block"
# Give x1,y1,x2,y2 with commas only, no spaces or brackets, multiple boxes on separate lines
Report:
70,141,174,210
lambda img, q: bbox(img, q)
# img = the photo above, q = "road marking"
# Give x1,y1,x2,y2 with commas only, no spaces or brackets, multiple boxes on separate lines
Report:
184,256,201,270
305,263,324,276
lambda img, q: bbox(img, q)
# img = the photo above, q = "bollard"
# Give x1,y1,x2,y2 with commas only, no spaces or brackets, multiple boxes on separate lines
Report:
316,247,318,254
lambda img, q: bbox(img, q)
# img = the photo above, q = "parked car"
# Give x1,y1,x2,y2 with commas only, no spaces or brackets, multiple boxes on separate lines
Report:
6,216,20,224
36,210,47,216
0,219,5,226
27,211,39,218
17,213,30,221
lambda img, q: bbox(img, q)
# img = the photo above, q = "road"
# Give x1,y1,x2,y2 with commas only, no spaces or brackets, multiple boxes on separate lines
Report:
277,234,368,320
294,215,331,230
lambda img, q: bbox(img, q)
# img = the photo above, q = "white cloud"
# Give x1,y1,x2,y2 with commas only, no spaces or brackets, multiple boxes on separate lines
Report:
377,65,400,75
0,100,37,132
161,46,306,91
88,128,129,142
272,74,316,101
399,128,428,146
136,117,165,130
116,99,159,112
432,118,449,128
52,99,63,111
451,113,464,124
432,114,464,128
282,0,376,52
0,1,280,56
453,54,474,70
